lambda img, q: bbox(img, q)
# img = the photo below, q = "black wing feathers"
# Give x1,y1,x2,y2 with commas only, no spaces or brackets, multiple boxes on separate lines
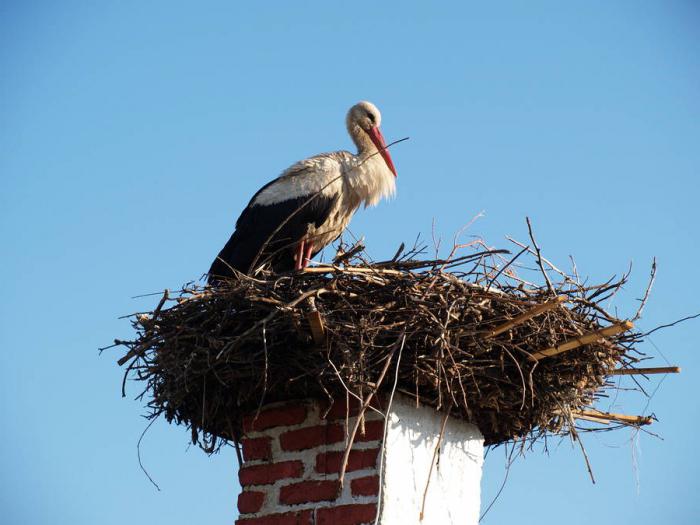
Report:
208,192,338,280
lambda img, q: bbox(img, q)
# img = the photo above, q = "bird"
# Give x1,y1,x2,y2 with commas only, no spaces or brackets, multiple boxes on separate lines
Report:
207,101,398,282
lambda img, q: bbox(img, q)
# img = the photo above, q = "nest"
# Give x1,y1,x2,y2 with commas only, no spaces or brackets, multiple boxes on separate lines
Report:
115,239,658,452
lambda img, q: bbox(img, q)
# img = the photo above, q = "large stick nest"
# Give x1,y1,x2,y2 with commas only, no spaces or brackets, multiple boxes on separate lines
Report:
115,241,652,452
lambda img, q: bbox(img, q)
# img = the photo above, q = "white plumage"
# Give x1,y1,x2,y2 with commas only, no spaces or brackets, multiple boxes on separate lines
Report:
208,101,398,280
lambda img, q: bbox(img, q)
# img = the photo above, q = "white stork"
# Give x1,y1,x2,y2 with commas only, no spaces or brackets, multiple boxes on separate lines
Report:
208,101,397,281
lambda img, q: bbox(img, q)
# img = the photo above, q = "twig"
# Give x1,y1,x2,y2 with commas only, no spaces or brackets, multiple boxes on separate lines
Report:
529,321,634,361
573,409,653,426
338,342,400,488
137,416,161,491
484,295,568,339
573,427,596,484
215,287,328,358
573,413,611,424
485,244,529,292
633,257,657,321
117,289,169,366
306,296,326,346
333,240,366,265
419,406,451,521
479,444,516,522
302,266,405,276
506,235,577,286
373,334,405,525
611,366,680,376
390,242,405,262
526,217,554,294
642,312,700,337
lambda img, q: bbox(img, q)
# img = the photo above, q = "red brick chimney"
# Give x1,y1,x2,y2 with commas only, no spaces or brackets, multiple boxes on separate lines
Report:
235,396,483,525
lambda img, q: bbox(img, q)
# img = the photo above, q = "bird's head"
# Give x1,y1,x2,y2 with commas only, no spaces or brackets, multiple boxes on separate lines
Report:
347,101,397,177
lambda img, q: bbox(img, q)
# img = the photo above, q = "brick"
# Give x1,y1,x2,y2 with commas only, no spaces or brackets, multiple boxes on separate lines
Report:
279,420,383,452
355,420,384,442
242,437,272,461
351,475,379,497
238,491,265,514
315,503,377,525
323,398,383,420
279,424,344,451
243,405,307,433
315,449,379,474
239,461,304,486
235,510,313,525
279,480,340,505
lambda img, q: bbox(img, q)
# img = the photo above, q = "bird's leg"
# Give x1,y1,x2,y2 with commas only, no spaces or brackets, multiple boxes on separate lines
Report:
303,242,314,268
295,240,305,271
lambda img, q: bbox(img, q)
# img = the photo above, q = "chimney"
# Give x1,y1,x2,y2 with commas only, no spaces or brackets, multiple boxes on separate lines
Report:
236,395,483,525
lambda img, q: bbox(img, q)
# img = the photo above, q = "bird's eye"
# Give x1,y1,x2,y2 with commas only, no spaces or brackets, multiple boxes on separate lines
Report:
367,113,375,124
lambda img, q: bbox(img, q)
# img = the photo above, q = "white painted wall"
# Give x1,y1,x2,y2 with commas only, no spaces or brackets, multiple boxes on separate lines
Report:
379,395,484,525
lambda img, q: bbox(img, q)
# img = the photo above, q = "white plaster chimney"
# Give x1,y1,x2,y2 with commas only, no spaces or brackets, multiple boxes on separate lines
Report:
236,395,483,525
379,395,483,525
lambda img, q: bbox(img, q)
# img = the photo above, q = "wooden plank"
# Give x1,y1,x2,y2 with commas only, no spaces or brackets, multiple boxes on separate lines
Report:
611,366,681,376
572,413,611,425
306,310,326,346
529,320,634,361
485,295,568,338
302,266,404,276
574,409,652,426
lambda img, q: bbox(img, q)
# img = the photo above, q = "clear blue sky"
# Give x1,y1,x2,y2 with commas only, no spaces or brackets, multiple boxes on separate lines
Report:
2,2,698,524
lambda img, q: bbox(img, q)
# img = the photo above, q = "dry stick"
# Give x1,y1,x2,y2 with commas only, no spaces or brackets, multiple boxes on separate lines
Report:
215,287,327,359
479,445,517,522
558,406,596,484
373,334,405,525
574,427,596,484
305,296,326,346
642,312,700,337
306,311,326,346
137,416,162,491
529,320,634,361
502,346,528,411
254,321,270,417
391,248,509,270
573,413,611,424
506,235,578,287
573,409,653,426
419,406,451,522
119,295,171,395
302,266,405,276
525,217,554,294
225,417,244,469
390,241,406,262
211,254,246,282
333,240,366,265
326,359,386,419
586,268,630,303
485,244,530,292
611,366,680,376
484,295,569,339
118,289,169,366
233,441,243,469
337,344,400,488
633,257,657,321
121,342,155,397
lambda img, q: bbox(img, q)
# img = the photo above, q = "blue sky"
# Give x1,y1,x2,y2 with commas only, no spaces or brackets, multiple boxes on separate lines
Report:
2,1,699,524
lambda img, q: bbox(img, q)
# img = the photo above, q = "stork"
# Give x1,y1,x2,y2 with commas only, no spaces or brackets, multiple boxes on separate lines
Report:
207,101,397,281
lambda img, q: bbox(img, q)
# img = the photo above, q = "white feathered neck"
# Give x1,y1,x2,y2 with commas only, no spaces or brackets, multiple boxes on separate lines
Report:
341,151,396,208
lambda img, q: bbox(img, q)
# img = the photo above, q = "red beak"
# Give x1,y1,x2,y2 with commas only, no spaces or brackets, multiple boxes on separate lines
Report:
367,126,397,177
